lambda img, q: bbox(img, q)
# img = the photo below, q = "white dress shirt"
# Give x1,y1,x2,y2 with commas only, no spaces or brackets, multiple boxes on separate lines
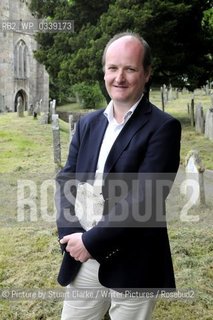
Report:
95,95,143,179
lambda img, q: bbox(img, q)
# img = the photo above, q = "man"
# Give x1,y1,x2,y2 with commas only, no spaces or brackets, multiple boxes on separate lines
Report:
56,32,181,319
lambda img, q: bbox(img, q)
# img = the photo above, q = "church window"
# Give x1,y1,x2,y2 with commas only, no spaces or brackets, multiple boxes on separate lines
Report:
14,40,28,79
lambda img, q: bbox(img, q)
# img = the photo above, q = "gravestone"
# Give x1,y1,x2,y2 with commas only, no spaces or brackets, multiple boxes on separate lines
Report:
163,84,168,104
40,113,50,124
17,96,24,117
195,103,205,134
184,150,206,206
168,84,173,101
187,103,190,114
52,99,56,115
69,114,75,141
36,101,41,115
205,80,210,95
49,99,56,117
39,99,43,112
190,98,195,127
52,114,61,171
204,108,213,141
28,104,34,116
160,86,165,112
33,103,38,119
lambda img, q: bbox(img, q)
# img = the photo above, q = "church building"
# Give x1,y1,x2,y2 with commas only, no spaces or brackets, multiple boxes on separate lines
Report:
0,0,49,113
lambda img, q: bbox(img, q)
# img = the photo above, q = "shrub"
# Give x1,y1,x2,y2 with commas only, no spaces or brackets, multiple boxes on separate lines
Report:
72,82,104,109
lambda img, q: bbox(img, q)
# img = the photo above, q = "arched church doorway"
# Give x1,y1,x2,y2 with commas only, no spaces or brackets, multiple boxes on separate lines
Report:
14,90,27,112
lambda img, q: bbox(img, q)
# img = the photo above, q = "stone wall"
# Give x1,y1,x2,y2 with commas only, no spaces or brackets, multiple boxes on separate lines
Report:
0,0,49,112
57,111,90,123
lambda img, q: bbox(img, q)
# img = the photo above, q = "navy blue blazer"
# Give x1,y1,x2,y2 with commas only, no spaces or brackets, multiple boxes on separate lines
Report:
56,96,181,292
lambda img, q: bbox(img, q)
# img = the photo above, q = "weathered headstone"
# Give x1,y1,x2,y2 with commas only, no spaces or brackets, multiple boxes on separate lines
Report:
168,84,173,101
39,99,43,112
40,112,50,124
52,99,56,115
69,114,75,141
195,103,205,134
36,101,41,115
187,103,190,114
52,114,61,171
28,104,34,116
205,80,210,95
204,108,213,141
49,100,52,110
184,150,206,207
17,96,24,117
160,86,165,112
33,103,38,119
163,84,168,104
190,98,195,127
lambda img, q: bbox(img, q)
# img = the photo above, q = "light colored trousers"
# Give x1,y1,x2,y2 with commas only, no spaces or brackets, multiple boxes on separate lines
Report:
61,259,156,320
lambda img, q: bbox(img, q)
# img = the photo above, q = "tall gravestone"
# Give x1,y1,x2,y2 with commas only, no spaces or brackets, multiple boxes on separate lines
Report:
204,108,213,141
36,101,41,115
160,86,165,111
52,99,56,115
184,150,206,207
195,103,205,134
52,114,61,172
28,104,34,116
17,96,24,117
168,84,173,101
190,98,195,127
69,114,75,141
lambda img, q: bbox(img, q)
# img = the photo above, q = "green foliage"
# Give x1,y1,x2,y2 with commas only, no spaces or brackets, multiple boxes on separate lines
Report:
94,0,213,90
72,82,104,109
29,0,70,19
30,0,213,101
30,0,113,102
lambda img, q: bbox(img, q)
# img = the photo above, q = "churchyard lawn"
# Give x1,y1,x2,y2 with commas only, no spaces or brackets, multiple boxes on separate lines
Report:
0,89,212,319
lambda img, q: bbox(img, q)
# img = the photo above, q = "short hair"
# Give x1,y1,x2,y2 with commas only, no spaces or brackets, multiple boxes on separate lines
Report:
102,31,152,71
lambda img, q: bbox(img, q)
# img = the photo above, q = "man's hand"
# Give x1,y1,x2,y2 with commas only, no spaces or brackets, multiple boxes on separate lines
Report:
60,233,92,263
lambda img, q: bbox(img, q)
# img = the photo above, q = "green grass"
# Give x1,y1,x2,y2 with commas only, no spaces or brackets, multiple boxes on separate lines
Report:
150,89,213,170
0,91,213,319
56,102,82,112
0,113,69,173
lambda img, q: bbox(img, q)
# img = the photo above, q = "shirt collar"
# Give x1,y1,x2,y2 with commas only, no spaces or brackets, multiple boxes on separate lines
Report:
104,94,143,124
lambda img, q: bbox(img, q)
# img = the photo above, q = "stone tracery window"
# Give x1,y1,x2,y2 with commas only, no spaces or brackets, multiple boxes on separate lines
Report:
14,40,28,79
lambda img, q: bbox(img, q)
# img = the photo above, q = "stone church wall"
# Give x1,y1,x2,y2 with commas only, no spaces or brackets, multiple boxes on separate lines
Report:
0,0,49,113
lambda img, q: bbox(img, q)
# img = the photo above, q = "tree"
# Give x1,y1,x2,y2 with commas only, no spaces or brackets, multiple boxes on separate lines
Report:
30,0,213,102
136,0,213,89
87,0,213,91
29,0,113,102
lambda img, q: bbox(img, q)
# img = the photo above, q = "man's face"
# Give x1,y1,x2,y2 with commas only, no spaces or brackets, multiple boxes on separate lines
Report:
104,36,151,108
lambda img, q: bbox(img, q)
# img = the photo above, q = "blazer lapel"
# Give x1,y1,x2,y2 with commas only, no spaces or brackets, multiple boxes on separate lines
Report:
104,97,152,174
88,113,108,172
